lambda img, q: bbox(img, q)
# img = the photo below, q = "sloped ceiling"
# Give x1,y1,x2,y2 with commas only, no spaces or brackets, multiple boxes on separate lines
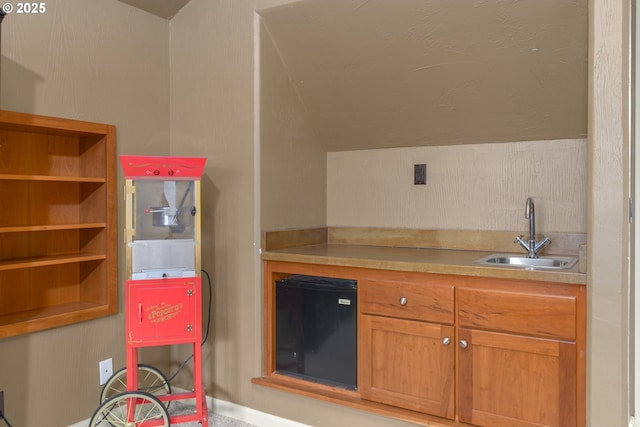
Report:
259,0,588,150
116,0,190,19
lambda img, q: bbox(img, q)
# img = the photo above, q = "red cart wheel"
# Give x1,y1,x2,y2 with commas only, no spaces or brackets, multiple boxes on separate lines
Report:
89,391,170,427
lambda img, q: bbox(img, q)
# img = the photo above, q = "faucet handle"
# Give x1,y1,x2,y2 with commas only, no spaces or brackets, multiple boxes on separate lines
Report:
514,235,531,251
534,236,552,253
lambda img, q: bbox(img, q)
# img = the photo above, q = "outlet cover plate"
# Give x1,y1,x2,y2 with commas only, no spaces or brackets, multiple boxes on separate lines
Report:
99,358,113,385
414,164,427,185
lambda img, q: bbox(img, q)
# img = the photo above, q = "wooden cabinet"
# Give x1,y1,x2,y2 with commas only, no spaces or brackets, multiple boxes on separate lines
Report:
257,261,585,427
456,284,584,427
457,329,576,427
0,110,117,338
359,276,455,418
357,276,585,427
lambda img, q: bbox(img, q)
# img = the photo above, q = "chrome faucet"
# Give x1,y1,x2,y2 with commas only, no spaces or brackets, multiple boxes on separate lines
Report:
514,197,551,258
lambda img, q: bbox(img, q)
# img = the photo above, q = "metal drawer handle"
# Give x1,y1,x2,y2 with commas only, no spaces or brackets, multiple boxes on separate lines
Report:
442,337,451,345
399,297,407,305
459,340,468,349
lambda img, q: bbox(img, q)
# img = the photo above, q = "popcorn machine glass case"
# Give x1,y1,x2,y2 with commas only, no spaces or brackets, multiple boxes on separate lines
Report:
122,157,204,282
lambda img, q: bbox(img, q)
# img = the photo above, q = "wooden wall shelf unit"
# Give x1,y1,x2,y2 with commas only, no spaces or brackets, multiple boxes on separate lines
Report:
0,110,117,338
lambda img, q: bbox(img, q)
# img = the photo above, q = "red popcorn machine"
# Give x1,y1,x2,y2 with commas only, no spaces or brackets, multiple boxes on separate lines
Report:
89,155,208,427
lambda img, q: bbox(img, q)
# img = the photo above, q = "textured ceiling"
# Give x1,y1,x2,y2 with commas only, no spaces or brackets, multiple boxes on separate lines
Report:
116,0,190,19
259,0,588,150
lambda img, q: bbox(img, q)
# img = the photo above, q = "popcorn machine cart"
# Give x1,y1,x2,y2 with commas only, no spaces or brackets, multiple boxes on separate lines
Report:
89,155,208,427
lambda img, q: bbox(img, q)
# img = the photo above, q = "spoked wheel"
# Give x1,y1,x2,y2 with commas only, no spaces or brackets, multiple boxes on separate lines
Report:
89,391,170,427
101,364,171,405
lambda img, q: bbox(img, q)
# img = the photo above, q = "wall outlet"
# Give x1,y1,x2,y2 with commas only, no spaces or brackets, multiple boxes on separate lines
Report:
99,358,113,385
414,163,427,185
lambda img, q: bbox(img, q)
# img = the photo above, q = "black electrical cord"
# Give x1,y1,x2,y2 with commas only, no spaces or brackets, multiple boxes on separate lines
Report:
0,411,13,427
200,268,213,346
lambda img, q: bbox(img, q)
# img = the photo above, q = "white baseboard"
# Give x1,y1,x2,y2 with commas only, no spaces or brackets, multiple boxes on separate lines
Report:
631,415,636,427
68,394,311,427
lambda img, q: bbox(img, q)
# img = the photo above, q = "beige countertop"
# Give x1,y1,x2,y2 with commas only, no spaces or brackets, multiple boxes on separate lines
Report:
262,243,586,285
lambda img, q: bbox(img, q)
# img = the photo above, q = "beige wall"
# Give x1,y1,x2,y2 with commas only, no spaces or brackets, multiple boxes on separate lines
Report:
0,0,631,426
0,0,170,426
258,0,588,152
328,139,587,233
260,18,327,231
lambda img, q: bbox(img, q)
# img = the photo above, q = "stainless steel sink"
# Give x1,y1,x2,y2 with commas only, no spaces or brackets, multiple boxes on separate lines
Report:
474,254,578,270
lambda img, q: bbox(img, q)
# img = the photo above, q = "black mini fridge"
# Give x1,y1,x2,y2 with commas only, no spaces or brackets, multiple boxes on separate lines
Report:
275,274,357,389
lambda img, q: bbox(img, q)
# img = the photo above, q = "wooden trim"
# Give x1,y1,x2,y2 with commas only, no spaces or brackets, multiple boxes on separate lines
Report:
262,227,328,251
328,227,586,256
104,123,118,316
251,375,476,427
263,227,587,256
575,285,587,427
0,109,116,135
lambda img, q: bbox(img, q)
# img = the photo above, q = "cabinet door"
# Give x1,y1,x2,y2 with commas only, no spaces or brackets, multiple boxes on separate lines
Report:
126,278,199,345
458,328,576,427
359,315,455,419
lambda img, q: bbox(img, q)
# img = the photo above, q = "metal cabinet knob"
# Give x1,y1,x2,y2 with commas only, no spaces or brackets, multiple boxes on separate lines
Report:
459,340,468,349
399,297,407,305
442,337,451,345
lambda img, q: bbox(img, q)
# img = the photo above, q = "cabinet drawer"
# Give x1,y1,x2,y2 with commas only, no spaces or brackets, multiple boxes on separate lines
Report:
457,287,577,340
360,278,454,324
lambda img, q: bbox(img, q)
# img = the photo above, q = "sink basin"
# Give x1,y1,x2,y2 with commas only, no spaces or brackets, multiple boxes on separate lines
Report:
474,254,578,270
